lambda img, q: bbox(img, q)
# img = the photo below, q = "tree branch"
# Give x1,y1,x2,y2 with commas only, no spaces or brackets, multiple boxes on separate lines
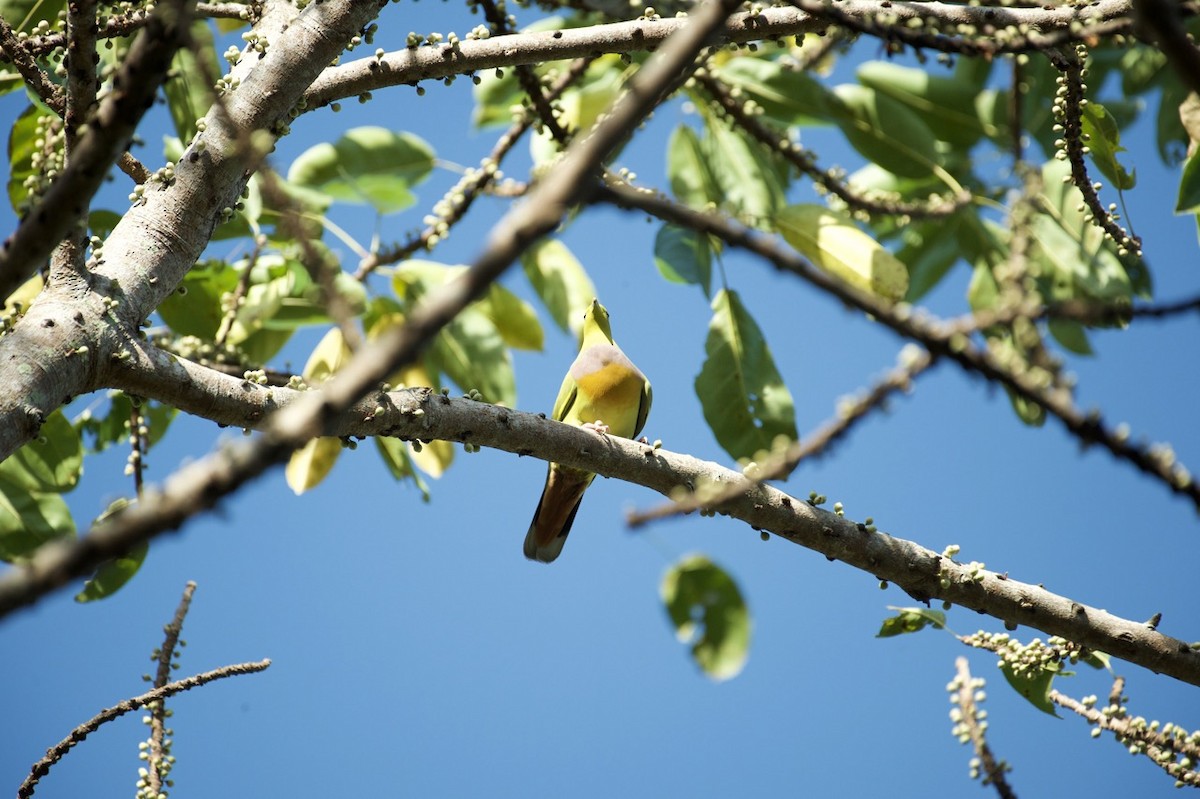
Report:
0,0,197,301
18,658,271,799
3,361,1199,688
592,181,1200,511
0,1,389,459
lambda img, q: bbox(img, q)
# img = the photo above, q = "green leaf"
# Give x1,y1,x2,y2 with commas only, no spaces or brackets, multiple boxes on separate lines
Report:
1033,159,1141,303
831,84,941,179
163,22,220,143
530,56,625,163
876,606,946,637
704,117,787,223
7,103,52,215
856,60,994,147
287,127,435,214
1081,650,1111,670
1047,318,1093,355
480,283,544,351
661,555,751,681
391,262,517,406
76,533,147,603
520,239,596,337
158,259,239,338
77,395,177,454
666,124,722,210
0,481,74,562
999,661,1060,717
433,305,516,406
654,223,712,295
0,410,81,493
776,204,909,301
1176,150,1200,214
88,209,122,240
897,219,962,301
1081,102,1136,191
0,0,65,31
695,289,797,464
714,56,834,127
374,437,431,501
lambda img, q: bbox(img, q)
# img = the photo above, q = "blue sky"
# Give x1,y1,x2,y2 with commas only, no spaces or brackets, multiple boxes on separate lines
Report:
3,4,1200,798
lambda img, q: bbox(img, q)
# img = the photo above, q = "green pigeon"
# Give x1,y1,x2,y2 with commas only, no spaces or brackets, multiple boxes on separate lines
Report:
525,299,652,563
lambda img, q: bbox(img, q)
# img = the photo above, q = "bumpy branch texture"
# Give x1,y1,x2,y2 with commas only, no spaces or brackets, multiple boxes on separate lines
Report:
303,0,1139,107
0,0,388,457
3,373,1196,686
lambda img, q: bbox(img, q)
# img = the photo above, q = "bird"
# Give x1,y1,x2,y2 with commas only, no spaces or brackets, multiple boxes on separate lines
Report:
524,299,652,563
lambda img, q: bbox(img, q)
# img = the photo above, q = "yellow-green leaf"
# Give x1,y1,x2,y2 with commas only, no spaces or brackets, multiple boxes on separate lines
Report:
776,204,908,301
286,437,344,495
877,606,946,637
287,127,435,214
520,239,596,337
661,555,751,681
694,289,797,464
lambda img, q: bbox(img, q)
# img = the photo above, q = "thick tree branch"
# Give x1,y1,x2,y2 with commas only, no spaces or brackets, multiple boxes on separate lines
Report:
0,0,197,301
0,0,743,611
0,0,388,458
303,0,1141,109
4,374,1197,685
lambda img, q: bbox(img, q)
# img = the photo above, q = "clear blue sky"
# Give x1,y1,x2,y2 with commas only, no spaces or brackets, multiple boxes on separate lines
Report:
3,4,1199,798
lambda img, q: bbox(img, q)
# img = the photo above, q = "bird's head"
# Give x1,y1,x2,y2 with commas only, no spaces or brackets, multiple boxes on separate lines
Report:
581,298,614,345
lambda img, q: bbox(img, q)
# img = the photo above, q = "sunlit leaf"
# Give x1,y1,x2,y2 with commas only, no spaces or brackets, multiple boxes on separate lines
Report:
7,103,52,215
704,117,787,223
0,480,74,562
285,328,353,494
375,436,430,501
661,555,751,681
1081,102,1136,191
521,239,596,336
714,56,834,127
666,124,722,210
433,305,516,406
0,410,82,493
776,204,909,301
1048,318,1093,355
897,219,962,301
286,437,344,495
831,84,941,178
877,606,946,637
288,127,435,214
857,59,994,147
695,289,797,464
480,283,544,351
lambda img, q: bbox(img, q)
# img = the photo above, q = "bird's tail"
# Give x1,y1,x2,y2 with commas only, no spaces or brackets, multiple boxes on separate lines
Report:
524,468,591,563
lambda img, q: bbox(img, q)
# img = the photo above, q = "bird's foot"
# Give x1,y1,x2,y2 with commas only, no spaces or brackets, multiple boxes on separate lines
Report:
582,420,610,435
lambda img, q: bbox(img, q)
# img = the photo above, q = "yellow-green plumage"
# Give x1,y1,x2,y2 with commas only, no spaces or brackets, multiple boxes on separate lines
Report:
525,299,652,563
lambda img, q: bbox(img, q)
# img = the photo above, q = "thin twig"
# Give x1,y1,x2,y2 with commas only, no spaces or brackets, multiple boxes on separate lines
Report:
953,657,1018,799
18,658,271,799
147,581,197,796
630,346,935,526
0,0,197,301
356,56,594,278
593,180,1200,511
695,72,971,219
